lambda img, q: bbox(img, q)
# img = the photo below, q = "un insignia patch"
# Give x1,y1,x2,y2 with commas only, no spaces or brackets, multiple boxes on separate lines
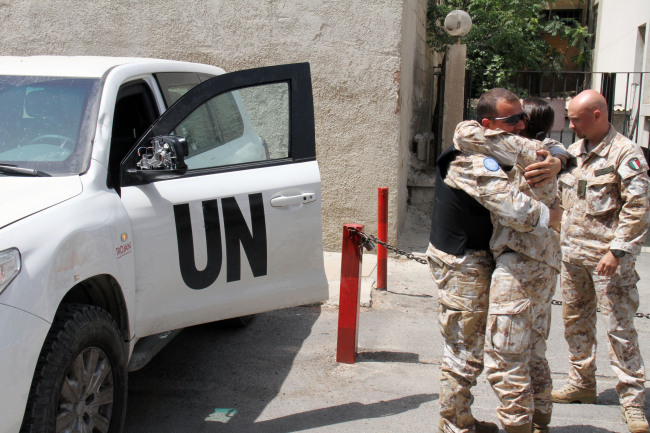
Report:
483,157,500,172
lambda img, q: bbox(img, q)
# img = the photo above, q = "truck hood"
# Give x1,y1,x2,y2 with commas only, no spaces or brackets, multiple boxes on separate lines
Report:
0,176,83,229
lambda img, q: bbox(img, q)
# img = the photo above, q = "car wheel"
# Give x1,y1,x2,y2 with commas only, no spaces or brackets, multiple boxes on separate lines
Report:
20,304,127,433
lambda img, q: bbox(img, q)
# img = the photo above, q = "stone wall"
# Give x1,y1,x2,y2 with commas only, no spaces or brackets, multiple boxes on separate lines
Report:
0,0,432,251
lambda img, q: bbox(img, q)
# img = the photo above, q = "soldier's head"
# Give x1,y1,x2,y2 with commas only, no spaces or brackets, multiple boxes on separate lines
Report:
477,88,526,134
521,97,555,140
568,90,610,144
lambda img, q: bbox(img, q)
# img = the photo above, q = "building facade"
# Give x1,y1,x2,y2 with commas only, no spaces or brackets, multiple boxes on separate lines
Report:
0,0,435,250
590,0,650,148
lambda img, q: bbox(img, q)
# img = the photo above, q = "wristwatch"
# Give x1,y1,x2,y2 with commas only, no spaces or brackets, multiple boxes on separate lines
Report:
611,249,626,258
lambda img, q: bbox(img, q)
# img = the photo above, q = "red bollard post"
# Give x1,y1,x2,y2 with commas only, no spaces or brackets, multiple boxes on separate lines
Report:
377,187,388,291
337,224,364,364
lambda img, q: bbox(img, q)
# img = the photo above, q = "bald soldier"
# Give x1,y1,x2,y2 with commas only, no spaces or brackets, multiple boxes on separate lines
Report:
552,90,650,433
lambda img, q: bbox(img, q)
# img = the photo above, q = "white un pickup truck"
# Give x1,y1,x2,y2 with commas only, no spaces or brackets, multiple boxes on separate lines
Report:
0,56,328,433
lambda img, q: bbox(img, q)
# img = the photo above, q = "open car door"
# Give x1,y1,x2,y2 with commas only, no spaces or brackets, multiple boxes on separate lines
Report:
119,63,328,337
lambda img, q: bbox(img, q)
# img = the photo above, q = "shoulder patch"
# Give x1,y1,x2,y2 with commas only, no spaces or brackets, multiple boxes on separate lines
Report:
483,157,500,172
628,157,642,171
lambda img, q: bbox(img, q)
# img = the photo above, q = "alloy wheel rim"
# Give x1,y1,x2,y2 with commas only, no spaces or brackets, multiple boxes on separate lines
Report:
55,347,114,433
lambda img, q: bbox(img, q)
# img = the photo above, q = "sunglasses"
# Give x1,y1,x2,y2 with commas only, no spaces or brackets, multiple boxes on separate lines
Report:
483,112,528,125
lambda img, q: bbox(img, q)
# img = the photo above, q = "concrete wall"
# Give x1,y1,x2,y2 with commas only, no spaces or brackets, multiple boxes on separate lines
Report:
398,0,435,249
0,0,432,251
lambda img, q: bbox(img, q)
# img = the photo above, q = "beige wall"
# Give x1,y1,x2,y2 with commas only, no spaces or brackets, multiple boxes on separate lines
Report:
399,0,435,247
0,0,432,251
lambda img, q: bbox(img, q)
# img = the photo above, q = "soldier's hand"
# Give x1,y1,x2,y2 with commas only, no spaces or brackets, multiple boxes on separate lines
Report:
549,198,563,231
596,251,620,276
524,150,561,187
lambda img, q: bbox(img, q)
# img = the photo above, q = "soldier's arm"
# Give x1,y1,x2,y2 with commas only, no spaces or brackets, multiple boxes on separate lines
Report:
524,138,573,187
523,149,562,187
453,120,520,166
445,155,555,233
454,120,563,186
611,151,650,255
543,137,573,162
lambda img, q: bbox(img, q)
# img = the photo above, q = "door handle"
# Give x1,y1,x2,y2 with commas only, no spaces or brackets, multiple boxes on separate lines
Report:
270,193,316,207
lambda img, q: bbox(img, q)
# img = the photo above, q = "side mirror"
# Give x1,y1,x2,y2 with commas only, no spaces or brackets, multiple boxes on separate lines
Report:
121,136,189,185
136,136,188,171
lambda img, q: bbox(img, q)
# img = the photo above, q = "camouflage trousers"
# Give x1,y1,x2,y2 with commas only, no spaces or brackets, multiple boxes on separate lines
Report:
561,258,646,407
428,245,494,433
484,252,557,427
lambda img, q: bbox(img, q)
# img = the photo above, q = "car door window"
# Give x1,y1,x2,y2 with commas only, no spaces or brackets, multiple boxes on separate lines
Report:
155,72,214,106
238,83,289,160
122,63,314,185
155,72,224,163
171,84,288,169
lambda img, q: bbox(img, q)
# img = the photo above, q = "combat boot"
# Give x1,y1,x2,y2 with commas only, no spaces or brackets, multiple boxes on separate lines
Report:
504,422,532,433
532,411,551,433
474,419,499,433
437,418,499,433
551,383,597,404
621,406,650,433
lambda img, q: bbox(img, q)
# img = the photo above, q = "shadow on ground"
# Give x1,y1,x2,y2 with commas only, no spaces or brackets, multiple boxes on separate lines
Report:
551,427,621,433
248,393,437,432
125,306,321,432
124,305,437,432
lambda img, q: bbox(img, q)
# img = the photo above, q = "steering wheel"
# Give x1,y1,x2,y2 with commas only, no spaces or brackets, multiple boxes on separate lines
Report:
28,134,75,150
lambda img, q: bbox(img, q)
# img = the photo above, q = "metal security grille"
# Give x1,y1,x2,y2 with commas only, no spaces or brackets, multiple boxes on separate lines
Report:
462,70,650,148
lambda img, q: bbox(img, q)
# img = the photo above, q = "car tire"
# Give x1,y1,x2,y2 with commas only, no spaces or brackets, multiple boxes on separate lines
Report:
20,304,127,433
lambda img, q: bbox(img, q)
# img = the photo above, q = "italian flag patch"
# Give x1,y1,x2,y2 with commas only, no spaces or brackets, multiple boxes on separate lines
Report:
629,158,642,170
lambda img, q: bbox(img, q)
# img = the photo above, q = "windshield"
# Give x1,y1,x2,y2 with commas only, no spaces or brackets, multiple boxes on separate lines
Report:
0,76,101,175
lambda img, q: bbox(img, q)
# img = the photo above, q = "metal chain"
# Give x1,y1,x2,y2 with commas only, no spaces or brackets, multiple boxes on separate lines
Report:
347,228,650,319
551,298,650,319
346,227,428,265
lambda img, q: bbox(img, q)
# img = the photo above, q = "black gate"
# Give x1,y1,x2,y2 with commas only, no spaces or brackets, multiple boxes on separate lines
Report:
462,70,649,148
431,63,445,165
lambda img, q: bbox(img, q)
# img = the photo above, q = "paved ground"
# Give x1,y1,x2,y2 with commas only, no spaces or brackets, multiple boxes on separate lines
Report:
123,247,650,432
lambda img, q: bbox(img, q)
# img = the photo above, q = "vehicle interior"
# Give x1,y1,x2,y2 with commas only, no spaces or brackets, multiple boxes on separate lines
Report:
108,81,159,190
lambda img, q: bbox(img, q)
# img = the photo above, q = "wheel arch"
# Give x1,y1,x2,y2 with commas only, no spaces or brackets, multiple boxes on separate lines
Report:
59,274,130,342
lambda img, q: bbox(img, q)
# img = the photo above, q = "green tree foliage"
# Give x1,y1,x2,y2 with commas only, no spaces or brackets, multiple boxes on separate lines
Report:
428,0,592,95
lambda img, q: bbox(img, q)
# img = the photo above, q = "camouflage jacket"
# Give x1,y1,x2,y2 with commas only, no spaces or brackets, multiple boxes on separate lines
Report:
453,120,562,269
444,152,558,267
453,120,569,207
559,126,650,263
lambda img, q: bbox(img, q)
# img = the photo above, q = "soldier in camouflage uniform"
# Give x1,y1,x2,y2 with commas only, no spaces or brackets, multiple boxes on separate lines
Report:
428,246,495,433
553,90,650,433
429,90,564,433
453,93,568,433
